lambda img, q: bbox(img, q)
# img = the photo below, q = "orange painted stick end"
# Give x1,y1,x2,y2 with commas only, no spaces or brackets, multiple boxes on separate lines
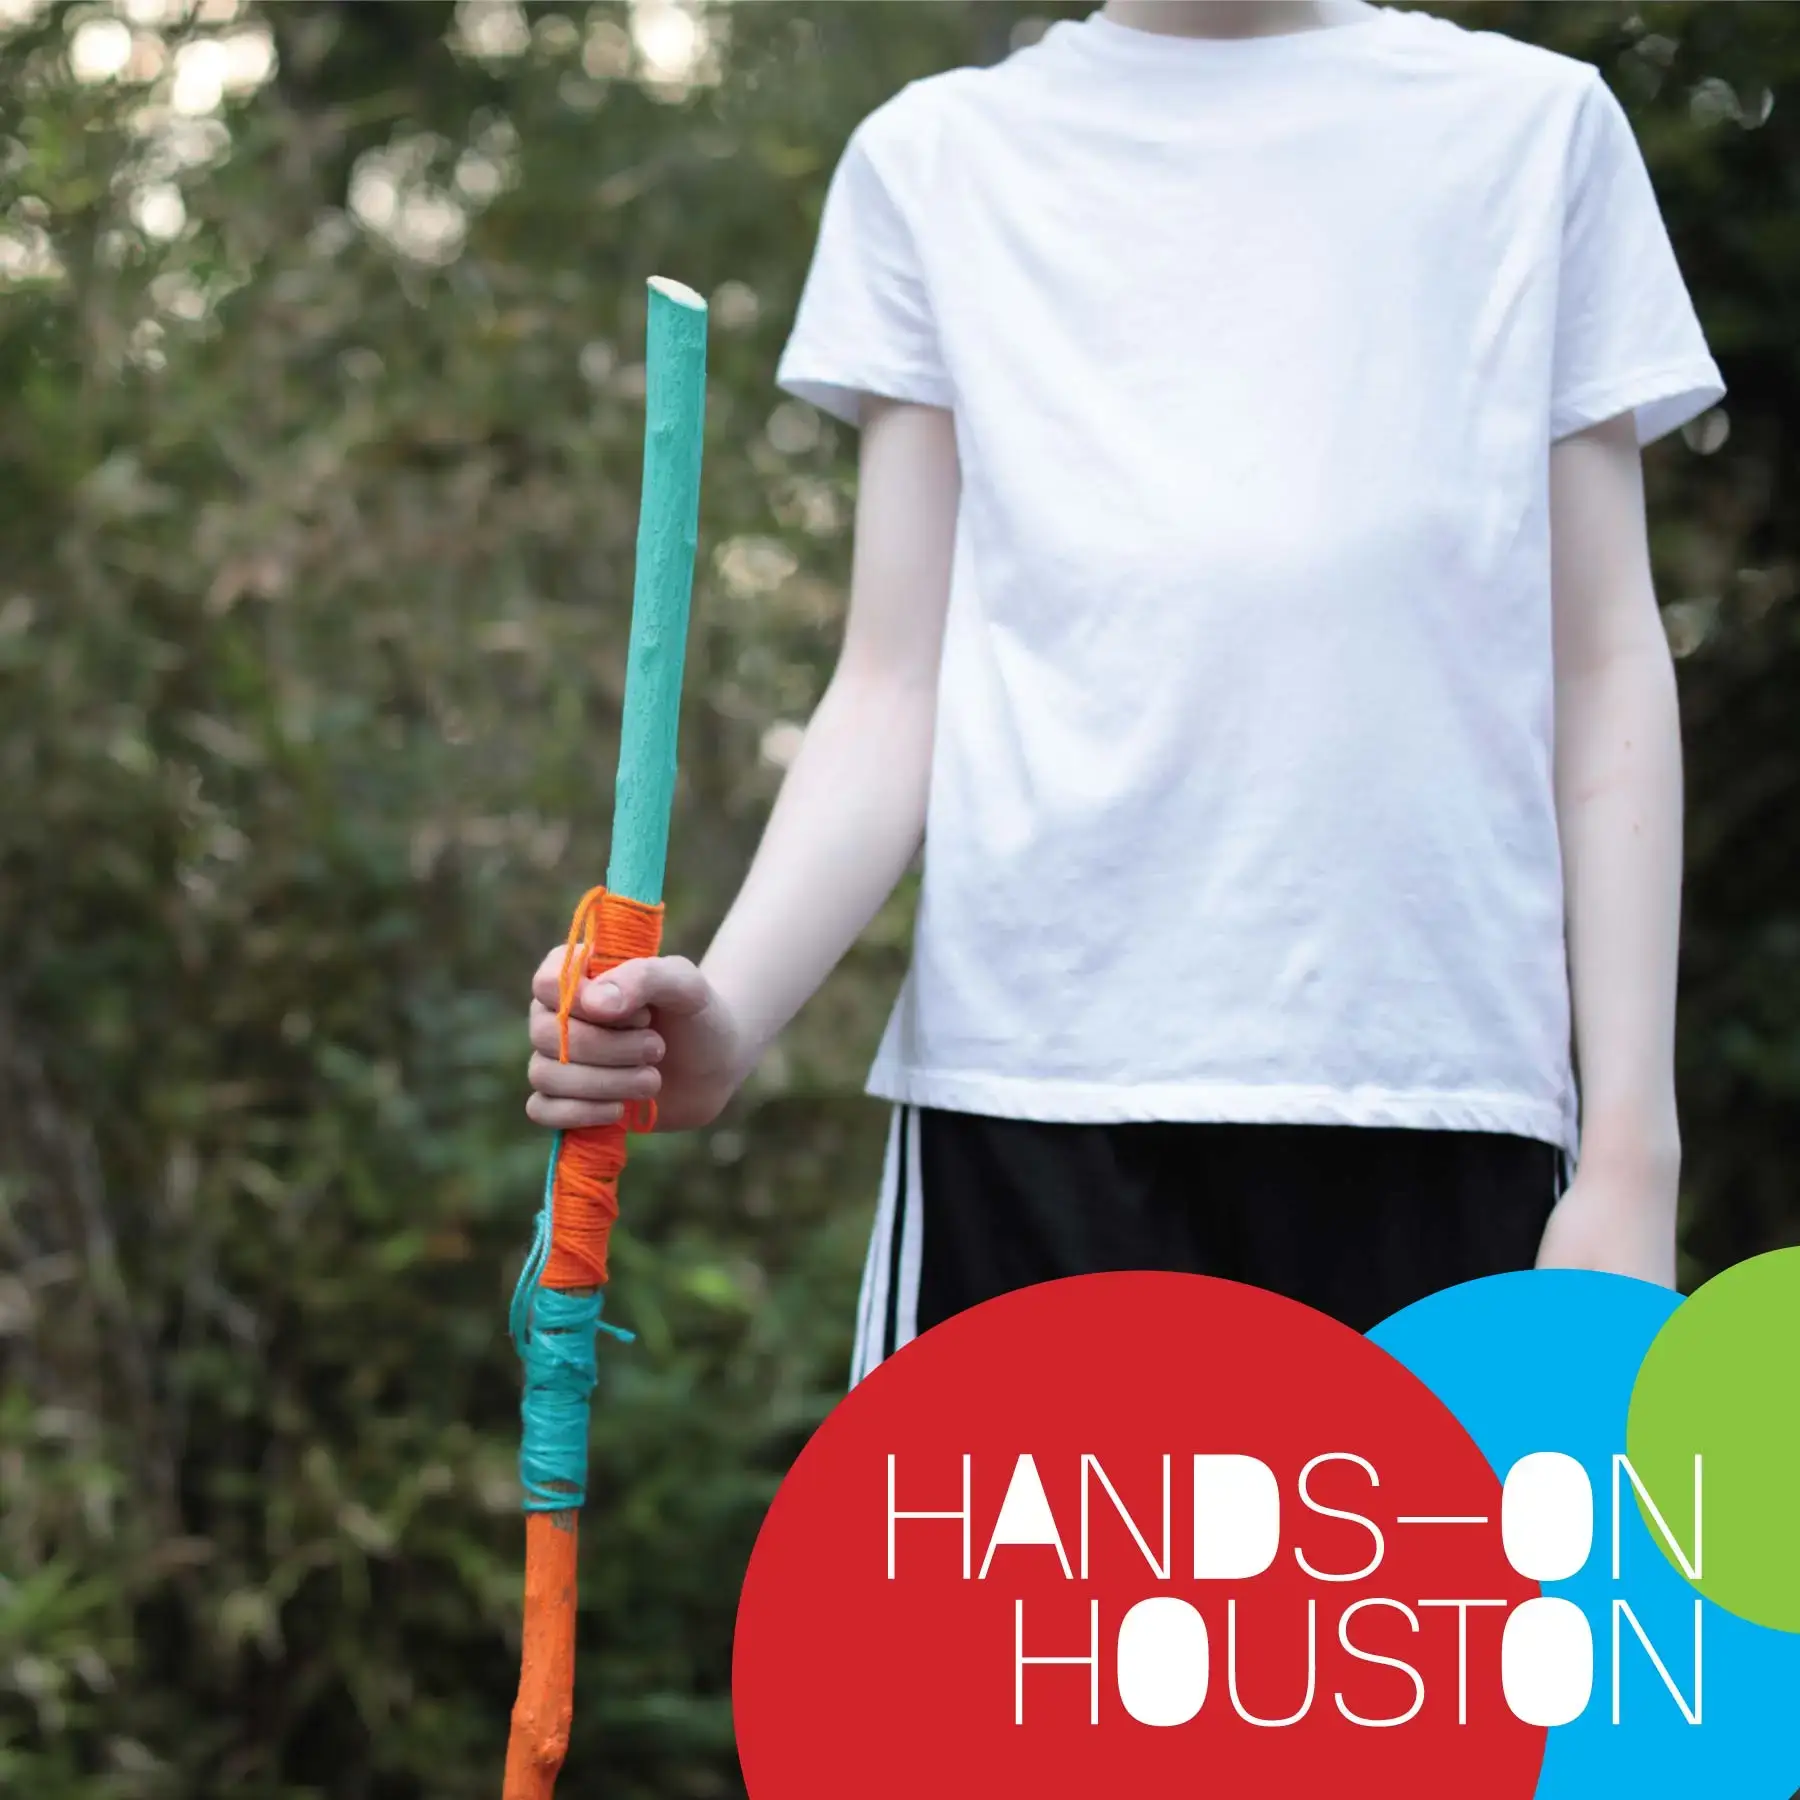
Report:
503,1510,580,1800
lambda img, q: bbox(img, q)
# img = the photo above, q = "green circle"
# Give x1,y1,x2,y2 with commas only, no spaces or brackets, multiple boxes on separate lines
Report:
1625,1246,1800,1633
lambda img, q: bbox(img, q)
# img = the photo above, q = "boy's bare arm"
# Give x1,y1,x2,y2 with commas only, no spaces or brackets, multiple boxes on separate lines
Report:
526,398,960,1131
1541,408,1684,1284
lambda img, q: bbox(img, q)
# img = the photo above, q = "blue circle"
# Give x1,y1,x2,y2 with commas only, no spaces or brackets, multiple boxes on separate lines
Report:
1370,1270,1800,1800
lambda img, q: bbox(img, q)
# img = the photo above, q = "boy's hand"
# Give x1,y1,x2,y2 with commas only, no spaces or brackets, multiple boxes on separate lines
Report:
526,949,750,1133
1534,1159,1678,1288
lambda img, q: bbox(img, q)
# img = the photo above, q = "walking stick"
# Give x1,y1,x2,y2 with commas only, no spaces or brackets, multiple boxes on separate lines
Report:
502,275,708,1799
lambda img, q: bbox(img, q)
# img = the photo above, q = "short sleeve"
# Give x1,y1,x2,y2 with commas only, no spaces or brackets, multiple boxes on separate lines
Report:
775,115,953,428
1551,70,1725,446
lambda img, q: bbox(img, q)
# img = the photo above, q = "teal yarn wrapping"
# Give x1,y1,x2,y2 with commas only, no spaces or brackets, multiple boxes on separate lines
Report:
510,1131,635,1513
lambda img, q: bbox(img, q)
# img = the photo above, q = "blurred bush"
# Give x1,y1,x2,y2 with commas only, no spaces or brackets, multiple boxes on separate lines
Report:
0,2,1793,1794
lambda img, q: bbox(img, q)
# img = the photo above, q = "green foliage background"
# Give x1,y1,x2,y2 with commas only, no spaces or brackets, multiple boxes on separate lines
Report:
0,2,1793,1794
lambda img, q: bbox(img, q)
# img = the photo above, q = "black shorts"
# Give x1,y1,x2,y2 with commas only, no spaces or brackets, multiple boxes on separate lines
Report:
850,1106,1567,1384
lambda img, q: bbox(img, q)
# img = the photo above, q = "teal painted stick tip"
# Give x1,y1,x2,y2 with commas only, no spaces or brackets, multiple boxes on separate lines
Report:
646,274,706,312
607,275,709,907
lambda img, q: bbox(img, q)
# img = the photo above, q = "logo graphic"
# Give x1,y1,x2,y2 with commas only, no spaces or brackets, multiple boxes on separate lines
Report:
733,1251,1800,1798
1371,1252,1800,1798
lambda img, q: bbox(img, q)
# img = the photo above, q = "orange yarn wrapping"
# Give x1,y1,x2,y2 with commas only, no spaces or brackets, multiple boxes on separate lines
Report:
543,884,665,1290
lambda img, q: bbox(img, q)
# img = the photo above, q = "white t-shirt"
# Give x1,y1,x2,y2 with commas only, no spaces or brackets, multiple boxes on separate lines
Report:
775,4,1724,1156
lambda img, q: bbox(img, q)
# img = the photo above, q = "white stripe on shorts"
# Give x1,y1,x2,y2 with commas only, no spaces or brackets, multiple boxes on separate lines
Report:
893,1104,925,1354
849,1105,903,1387
849,1104,925,1387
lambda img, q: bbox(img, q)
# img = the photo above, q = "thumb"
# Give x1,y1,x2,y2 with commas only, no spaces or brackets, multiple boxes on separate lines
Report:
578,954,709,1023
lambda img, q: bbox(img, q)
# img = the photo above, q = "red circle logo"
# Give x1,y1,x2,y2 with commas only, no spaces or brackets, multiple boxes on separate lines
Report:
735,1272,1545,1797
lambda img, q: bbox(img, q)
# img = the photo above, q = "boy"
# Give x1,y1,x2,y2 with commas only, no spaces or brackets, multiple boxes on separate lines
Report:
525,0,1725,1381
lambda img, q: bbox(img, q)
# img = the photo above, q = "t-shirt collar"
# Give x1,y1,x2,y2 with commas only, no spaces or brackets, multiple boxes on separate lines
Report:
1058,4,1398,69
